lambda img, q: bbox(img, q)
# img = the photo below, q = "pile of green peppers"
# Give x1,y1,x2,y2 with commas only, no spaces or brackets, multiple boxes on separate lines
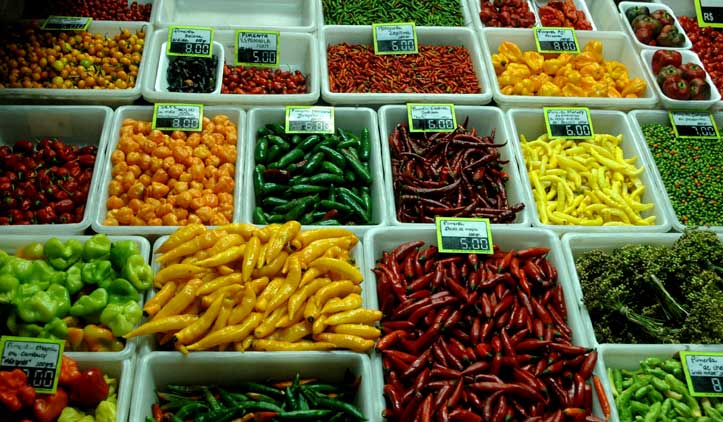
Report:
0,234,153,342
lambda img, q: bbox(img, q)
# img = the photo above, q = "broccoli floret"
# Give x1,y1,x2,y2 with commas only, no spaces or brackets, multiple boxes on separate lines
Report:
680,270,723,344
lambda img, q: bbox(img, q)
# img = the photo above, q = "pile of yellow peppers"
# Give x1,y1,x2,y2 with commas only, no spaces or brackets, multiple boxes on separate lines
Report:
125,222,381,352
521,133,656,226
492,40,648,97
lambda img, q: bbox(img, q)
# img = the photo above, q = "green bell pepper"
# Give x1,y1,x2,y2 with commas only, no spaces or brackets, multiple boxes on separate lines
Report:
29,259,66,286
84,234,112,261
14,283,71,323
64,263,84,295
121,255,152,291
0,274,18,304
100,278,140,305
17,317,68,339
109,240,140,271
70,288,108,317
0,249,8,268
0,256,36,284
43,238,83,270
81,260,114,285
99,300,142,337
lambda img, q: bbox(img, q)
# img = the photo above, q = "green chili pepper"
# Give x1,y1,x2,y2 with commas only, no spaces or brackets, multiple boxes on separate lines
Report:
255,137,269,164
253,207,269,224
359,128,370,161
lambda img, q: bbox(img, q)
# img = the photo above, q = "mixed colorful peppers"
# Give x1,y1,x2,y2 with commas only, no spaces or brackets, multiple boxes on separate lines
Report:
624,5,686,47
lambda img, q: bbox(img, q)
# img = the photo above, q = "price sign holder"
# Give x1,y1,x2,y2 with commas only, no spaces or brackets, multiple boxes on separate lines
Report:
0,336,64,394
544,107,594,139
680,351,723,397
436,217,494,255
152,103,204,132
167,26,214,58
534,27,580,54
407,103,457,133
285,106,335,134
235,30,280,67
372,22,419,55
41,16,92,31
695,0,723,28
669,111,720,139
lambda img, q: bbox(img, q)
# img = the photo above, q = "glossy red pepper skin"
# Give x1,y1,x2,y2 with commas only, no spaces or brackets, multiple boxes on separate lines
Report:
69,367,109,408
689,77,711,100
33,389,68,422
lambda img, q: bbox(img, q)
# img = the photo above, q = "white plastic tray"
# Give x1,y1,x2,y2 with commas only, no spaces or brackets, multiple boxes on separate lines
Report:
319,0,474,27
129,352,378,422
618,1,693,51
377,105,531,227
242,107,388,236
154,41,225,94
507,108,671,234
640,49,720,110
533,0,598,31
0,234,151,360
468,0,540,31
153,0,317,32
91,106,246,237
561,232,723,347
0,21,152,106
627,109,723,233
0,106,112,235
479,28,659,110
320,26,493,105
142,29,320,106
587,0,627,31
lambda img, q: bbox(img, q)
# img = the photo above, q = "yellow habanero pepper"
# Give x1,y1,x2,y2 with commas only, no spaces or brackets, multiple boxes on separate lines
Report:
621,78,647,97
571,51,599,69
582,40,603,62
522,51,544,74
542,58,564,75
562,83,587,97
498,41,523,63
579,63,602,79
539,81,562,97
492,53,509,74
497,63,532,87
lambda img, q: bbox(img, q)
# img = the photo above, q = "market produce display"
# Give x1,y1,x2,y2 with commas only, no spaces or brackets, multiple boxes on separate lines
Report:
149,374,365,421
103,115,237,227
479,0,536,28
609,355,723,422
320,0,464,26
328,44,480,94
389,120,524,223
222,65,308,95
253,124,373,226
642,123,723,227
577,230,723,344
538,0,593,30
24,0,152,21
1,355,118,422
0,138,96,226
166,56,218,94
492,41,648,97
623,5,686,47
520,132,655,226
652,51,711,100
375,241,604,421
679,15,723,96
0,234,152,351
127,224,381,352
0,24,145,90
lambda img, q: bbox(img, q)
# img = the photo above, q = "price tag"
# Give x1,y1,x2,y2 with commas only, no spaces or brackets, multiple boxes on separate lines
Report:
696,0,723,28
0,336,64,394
436,217,494,255
41,16,92,31
167,26,214,58
235,30,280,67
373,22,418,55
152,103,204,132
544,107,594,139
669,111,720,139
680,352,723,397
285,106,334,134
407,103,457,133
534,27,580,53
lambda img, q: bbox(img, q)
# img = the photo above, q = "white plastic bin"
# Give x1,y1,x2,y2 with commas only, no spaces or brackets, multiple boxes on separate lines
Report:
91,106,245,237
377,105,530,227
153,0,317,32
587,0,627,31
507,108,671,234
0,106,112,235
627,109,723,233
532,0,597,30
319,0,474,27
129,352,378,422
468,0,540,31
242,107,388,236
142,29,320,106
0,234,151,360
153,41,225,94
479,28,659,109
618,1,693,51
320,26,493,105
0,21,152,106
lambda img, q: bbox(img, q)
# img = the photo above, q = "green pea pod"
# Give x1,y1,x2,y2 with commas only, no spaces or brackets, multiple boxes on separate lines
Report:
630,400,650,415
644,401,662,422
319,145,345,168
255,137,269,164
647,388,664,403
359,128,370,161
253,207,269,224
302,152,325,174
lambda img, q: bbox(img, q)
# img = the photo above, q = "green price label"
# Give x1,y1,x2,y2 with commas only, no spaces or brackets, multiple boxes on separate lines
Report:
235,30,280,67
669,111,720,139
534,27,580,53
285,106,335,134
680,351,723,397
167,26,214,58
544,107,594,139
152,103,204,132
695,0,723,28
0,336,64,394
436,217,494,254
41,16,92,31
407,103,457,132
373,22,418,55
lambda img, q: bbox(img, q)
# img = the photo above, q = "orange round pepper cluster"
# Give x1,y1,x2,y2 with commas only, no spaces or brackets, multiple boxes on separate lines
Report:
104,115,237,227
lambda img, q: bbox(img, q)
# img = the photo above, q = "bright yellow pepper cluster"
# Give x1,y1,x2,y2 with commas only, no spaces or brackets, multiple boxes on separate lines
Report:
492,40,647,97
125,223,381,352
521,133,656,226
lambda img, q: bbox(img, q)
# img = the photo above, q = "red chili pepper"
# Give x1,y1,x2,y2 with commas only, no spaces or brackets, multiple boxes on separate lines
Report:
152,403,163,422
376,330,407,351
450,408,483,422
578,351,598,380
592,375,610,419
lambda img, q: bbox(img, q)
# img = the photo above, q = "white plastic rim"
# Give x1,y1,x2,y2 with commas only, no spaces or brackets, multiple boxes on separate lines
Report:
587,0,626,31
627,109,723,233
91,105,246,236
0,21,152,106
318,0,475,27
153,0,317,32
506,108,672,234
242,106,388,236
154,41,224,94
319,26,493,105
531,0,598,31
618,1,693,51
468,0,540,31
0,106,112,235
479,28,659,110
376,104,531,227
142,29,320,106
0,234,152,360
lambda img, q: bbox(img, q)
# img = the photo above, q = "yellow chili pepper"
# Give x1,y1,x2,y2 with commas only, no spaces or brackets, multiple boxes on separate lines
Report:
251,339,336,351
204,233,244,259
210,296,235,333
331,323,381,339
299,267,322,289
308,257,362,283
294,237,355,269
123,314,199,338
154,264,206,287
303,297,320,322
269,321,312,343
196,273,243,296
324,309,382,326
265,221,301,264
288,278,331,322
228,287,256,326
154,278,203,319
254,305,287,338
201,284,243,309
143,281,176,317
157,229,227,265
194,245,245,268
256,241,269,270
233,335,255,352
157,224,206,253
217,223,257,239
253,251,287,278
255,277,284,312
249,276,269,295
216,265,235,275
320,293,363,315
242,235,261,282
186,312,263,351
174,292,225,345
312,315,327,335
264,256,301,315
313,333,375,352
312,280,358,310
294,228,356,249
